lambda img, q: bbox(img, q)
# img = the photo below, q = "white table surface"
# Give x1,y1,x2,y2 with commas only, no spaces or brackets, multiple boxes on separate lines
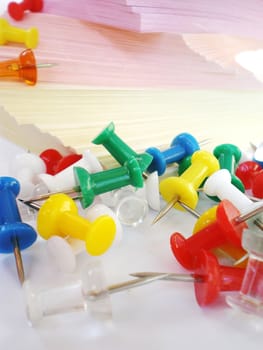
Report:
1,2,263,349
1,134,263,350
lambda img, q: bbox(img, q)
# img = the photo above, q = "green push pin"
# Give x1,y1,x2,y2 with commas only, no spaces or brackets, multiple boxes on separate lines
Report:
92,122,152,172
74,157,144,208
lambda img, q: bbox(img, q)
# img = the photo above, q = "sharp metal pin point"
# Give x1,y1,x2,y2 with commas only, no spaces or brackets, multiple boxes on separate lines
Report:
130,250,245,307
0,177,37,285
153,150,219,224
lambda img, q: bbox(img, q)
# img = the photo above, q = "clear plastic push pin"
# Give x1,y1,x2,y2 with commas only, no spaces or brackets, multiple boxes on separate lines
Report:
226,225,263,317
113,187,149,227
23,260,168,326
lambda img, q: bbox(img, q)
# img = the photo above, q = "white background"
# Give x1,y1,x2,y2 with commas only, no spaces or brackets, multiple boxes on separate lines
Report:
1,2,263,349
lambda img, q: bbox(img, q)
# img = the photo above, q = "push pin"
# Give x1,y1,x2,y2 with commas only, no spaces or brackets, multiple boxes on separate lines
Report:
235,161,262,190
153,150,219,224
203,168,263,265
37,193,116,256
37,150,101,193
204,169,256,213
0,49,55,85
177,203,247,267
24,259,168,325
170,199,263,270
39,148,82,175
73,156,144,208
92,122,153,173
0,18,38,48
131,250,245,306
145,132,200,176
226,225,263,317
209,144,245,201
26,155,144,208
8,0,43,21
0,177,37,284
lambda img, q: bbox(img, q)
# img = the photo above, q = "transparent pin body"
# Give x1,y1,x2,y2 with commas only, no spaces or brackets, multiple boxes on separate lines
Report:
226,225,263,317
100,185,149,227
23,260,112,326
114,187,149,227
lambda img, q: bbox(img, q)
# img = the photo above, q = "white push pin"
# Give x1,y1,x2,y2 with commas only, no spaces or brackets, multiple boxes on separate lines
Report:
37,150,103,193
144,171,161,212
9,153,46,199
203,169,252,211
46,236,85,274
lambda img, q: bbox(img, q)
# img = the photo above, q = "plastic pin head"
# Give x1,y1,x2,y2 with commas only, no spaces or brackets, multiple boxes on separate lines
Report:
36,193,116,256
8,0,43,21
0,18,38,48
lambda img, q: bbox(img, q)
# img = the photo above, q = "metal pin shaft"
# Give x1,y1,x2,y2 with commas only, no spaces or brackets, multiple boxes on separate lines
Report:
87,274,170,298
152,196,201,224
152,196,179,224
235,201,263,223
25,187,80,203
12,236,25,285
130,272,203,283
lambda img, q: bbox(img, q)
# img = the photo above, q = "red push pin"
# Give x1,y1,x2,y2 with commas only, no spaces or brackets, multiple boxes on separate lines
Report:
235,161,262,190
8,0,43,21
252,170,263,199
170,199,248,270
39,149,82,175
131,250,245,306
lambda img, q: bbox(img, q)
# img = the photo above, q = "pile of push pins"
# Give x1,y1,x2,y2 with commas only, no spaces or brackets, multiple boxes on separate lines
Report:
1,121,263,326
0,1,57,85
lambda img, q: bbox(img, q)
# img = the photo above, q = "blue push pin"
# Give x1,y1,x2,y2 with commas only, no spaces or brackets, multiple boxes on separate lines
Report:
0,177,37,284
146,133,200,176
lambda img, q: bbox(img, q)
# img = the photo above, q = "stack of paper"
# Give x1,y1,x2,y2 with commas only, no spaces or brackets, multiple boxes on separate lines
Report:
43,0,263,39
0,13,261,89
0,10,262,161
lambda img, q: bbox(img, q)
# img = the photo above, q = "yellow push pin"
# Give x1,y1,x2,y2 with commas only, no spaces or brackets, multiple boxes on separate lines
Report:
36,193,116,256
153,150,219,224
0,18,38,48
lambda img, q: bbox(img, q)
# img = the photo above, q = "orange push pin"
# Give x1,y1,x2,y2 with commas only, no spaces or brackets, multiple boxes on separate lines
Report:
0,49,55,85
0,49,36,85
0,18,38,48
37,193,116,256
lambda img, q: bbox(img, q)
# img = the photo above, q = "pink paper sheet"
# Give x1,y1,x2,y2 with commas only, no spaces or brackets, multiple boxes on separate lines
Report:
0,13,262,89
42,0,263,39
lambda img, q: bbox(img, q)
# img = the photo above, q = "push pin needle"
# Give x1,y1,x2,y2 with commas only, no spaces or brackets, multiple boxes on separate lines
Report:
12,236,25,285
88,274,171,299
